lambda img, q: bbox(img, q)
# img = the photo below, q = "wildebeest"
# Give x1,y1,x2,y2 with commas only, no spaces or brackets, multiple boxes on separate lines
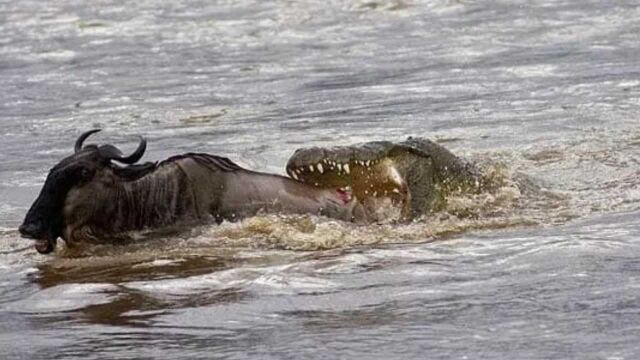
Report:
20,130,484,254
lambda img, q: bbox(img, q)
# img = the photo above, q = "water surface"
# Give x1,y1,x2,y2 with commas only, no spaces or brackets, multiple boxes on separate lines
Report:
1,0,640,359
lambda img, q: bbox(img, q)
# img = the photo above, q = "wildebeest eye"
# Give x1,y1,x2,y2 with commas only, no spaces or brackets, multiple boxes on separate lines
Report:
79,167,94,180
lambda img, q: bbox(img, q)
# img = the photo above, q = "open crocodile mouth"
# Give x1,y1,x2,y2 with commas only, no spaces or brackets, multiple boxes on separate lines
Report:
286,137,485,221
286,141,413,222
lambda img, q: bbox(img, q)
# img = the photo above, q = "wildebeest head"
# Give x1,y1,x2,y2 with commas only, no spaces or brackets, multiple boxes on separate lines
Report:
19,129,154,254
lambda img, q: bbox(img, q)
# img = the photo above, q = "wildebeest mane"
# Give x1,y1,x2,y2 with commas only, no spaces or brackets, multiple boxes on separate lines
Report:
158,153,243,172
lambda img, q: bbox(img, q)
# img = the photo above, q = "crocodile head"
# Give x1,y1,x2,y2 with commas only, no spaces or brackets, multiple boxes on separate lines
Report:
286,137,484,222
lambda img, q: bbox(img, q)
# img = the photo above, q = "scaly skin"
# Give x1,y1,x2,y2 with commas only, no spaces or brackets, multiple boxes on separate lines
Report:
286,137,485,221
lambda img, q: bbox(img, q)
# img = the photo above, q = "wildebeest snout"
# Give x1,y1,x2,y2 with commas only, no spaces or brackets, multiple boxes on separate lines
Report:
19,220,43,239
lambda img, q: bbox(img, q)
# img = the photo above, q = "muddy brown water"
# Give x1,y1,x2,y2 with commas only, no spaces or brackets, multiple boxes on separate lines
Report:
1,1,640,359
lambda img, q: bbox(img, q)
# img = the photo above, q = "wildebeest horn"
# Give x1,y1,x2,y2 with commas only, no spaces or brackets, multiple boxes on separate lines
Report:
74,129,102,153
98,136,147,164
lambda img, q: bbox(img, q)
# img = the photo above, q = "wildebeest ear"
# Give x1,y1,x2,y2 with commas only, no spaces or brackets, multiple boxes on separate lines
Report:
112,162,157,181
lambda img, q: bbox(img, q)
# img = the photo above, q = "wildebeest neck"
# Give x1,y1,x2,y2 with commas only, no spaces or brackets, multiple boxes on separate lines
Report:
63,160,198,244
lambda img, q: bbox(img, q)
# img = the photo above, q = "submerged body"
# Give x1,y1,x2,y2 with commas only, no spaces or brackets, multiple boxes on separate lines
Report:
20,131,485,254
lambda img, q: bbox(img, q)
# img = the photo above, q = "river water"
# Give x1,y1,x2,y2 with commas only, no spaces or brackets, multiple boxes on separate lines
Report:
1,0,640,359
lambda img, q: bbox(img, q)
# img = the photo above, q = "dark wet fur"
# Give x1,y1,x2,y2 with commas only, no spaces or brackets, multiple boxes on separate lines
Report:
74,153,243,241
160,153,243,172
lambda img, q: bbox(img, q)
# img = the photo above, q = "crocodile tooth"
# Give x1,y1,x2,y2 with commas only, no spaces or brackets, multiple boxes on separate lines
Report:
317,163,324,174
344,164,350,174
309,165,314,172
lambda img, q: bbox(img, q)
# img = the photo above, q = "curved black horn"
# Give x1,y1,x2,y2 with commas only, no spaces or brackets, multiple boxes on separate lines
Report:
97,144,123,159
98,136,146,164
74,129,102,153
